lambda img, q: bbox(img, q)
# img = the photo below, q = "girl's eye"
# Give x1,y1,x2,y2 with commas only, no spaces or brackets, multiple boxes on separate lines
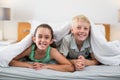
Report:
39,35,42,38
37,34,51,39
45,36,49,39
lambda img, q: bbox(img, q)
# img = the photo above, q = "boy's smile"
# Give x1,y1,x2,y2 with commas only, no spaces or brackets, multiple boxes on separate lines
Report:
71,20,90,42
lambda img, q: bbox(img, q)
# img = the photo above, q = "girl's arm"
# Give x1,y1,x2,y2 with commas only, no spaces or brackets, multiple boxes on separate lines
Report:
9,60,33,68
9,46,33,68
45,48,74,72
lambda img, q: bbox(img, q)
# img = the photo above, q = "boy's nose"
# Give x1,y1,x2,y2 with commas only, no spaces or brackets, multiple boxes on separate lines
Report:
80,28,84,32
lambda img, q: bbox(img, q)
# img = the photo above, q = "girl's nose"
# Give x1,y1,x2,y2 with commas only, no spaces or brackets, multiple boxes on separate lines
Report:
41,38,45,41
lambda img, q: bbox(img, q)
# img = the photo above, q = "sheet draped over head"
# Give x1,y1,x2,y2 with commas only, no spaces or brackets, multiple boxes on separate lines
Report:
90,21,120,65
0,17,120,67
0,34,32,67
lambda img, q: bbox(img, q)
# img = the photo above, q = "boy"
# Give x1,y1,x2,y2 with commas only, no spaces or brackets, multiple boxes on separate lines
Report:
59,15,99,70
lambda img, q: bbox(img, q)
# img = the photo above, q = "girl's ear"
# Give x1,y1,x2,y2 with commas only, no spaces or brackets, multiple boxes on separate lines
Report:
32,36,36,43
50,39,54,44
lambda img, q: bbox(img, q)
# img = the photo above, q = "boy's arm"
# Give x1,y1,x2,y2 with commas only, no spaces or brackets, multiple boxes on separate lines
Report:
58,37,69,57
85,53,99,66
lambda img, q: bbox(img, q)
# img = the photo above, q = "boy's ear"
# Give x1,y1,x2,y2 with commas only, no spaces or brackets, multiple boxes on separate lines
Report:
32,36,36,43
70,27,74,33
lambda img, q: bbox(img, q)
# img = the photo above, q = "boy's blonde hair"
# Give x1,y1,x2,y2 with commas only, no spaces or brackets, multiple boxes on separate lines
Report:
72,15,90,26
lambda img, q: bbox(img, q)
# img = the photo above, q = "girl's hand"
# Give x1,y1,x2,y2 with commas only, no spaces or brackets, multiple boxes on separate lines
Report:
21,62,33,69
32,62,46,70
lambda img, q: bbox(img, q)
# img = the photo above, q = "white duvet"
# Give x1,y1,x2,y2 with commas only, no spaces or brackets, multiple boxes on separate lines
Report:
0,20,120,67
90,21,120,65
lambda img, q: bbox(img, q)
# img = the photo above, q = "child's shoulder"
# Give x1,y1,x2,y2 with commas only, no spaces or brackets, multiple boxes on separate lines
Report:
50,47,57,51
50,47,59,54
63,34,73,41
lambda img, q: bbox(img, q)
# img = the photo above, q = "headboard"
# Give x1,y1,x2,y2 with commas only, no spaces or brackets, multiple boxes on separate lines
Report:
103,24,110,41
97,24,110,41
18,22,31,42
17,22,110,41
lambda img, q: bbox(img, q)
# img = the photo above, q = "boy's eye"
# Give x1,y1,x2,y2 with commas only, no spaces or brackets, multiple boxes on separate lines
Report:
84,27,89,30
77,26,81,29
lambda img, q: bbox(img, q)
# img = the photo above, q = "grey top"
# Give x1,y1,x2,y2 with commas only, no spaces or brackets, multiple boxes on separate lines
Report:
59,34,92,59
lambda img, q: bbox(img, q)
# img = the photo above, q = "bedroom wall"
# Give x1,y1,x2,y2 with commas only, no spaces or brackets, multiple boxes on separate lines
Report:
0,0,120,41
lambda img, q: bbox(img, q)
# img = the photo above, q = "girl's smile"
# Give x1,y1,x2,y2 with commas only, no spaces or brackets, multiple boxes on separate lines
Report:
33,27,53,51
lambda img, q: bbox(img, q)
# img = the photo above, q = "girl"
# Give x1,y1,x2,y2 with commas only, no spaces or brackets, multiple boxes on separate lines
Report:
9,24,74,72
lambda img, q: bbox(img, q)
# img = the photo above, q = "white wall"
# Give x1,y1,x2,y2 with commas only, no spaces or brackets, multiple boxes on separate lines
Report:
0,21,17,40
110,23,120,41
0,0,120,41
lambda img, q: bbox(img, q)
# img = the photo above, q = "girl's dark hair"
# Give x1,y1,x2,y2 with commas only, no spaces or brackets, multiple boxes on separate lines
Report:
34,24,56,48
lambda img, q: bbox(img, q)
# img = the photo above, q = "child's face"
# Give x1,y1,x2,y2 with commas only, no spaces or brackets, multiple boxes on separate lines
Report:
71,20,90,42
33,27,53,50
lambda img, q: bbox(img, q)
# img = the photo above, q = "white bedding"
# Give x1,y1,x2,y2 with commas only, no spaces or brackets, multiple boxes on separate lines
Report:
0,34,32,67
90,21,120,65
0,18,120,67
0,65,120,80
0,19,120,80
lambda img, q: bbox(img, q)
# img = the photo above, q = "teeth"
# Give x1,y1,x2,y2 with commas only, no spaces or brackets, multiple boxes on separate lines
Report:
78,33,85,36
79,34,83,37
39,43,46,46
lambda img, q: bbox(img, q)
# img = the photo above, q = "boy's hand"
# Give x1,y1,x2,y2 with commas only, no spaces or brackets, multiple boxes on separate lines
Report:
75,59,85,70
74,55,87,70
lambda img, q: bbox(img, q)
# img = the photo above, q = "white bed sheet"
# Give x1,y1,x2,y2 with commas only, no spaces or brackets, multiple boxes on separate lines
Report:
0,65,120,80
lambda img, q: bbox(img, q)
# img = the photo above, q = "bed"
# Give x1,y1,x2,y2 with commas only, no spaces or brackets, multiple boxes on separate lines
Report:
0,65,120,80
0,22,120,80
